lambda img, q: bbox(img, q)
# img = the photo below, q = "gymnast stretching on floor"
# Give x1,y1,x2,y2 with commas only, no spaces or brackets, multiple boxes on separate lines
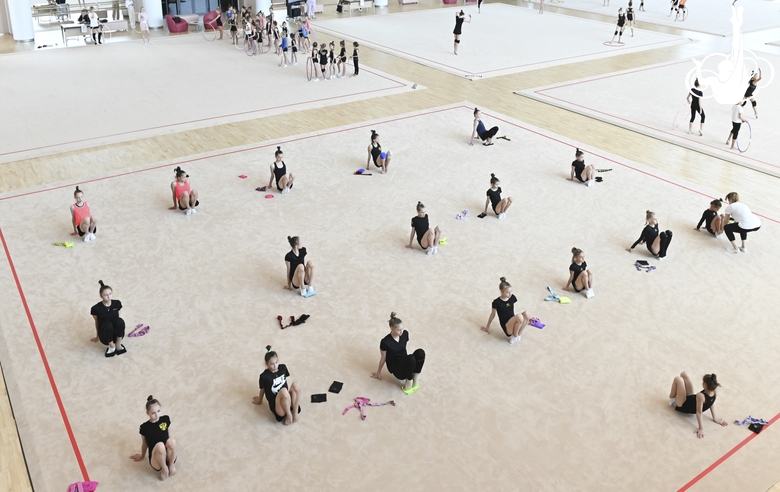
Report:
470,108,499,146
568,148,596,186
626,210,673,259
407,201,442,255
480,173,513,219
695,199,726,237
481,277,530,345
668,372,727,439
563,247,594,298
367,130,393,174
170,167,199,215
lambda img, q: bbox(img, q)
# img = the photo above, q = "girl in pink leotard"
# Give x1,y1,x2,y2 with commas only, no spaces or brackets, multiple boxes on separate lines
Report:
70,186,98,242
170,166,199,215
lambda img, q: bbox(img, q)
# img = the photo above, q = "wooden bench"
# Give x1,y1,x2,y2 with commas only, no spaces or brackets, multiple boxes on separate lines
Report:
345,0,374,15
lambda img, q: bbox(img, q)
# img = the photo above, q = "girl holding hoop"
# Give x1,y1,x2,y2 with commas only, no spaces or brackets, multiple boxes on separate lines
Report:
481,277,530,344
725,101,747,150
722,192,761,253
453,10,471,55
743,69,762,118
407,202,442,255
610,8,626,44
668,372,727,439
626,210,673,259
687,78,705,136
130,396,179,480
371,312,426,394
367,130,393,173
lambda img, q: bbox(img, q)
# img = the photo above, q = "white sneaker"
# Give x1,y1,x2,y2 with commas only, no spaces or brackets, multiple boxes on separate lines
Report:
282,187,290,194
669,397,678,408
725,247,739,254
312,78,319,82
498,213,506,220
510,335,521,344
307,286,315,295
300,288,307,297
282,64,287,67
89,233,96,241
432,246,438,254
294,62,298,65
738,247,747,253
185,209,192,216
587,179,594,187
336,73,342,78
716,233,725,239
585,289,594,299
426,247,433,255
83,233,92,242
190,208,197,214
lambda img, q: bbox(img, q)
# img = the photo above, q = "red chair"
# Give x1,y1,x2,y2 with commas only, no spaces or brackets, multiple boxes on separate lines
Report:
166,14,189,33
203,10,219,30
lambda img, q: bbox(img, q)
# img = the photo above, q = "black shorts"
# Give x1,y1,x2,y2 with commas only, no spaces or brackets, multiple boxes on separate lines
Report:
572,278,584,292
731,122,741,139
283,47,288,52
77,226,96,236
499,321,510,337
292,47,297,52
674,394,698,414
340,56,346,63
627,13,634,20
271,405,301,423
230,25,237,32
178,200,199,211
149,452,177,472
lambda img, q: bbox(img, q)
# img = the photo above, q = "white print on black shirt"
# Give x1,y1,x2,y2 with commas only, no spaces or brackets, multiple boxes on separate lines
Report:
272,374,287,394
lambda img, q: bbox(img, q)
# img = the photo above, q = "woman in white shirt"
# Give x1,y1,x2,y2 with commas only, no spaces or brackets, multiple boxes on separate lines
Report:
722,192,760,253
88,7,103,45
725,101,747,150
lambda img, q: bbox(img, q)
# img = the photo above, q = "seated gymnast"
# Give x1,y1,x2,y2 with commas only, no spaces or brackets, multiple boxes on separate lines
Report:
470,107,499,146
407,201,442,255
695,199,726,237
480,173,513,219
567,148,596,187
626,210,673,259
90,280,126,357
668,372,727,439
481,277,530,345
268,146,295,194
130,395,179,480
70,186,98,242
253,346,302,425
563,247,594,298
169,166,199,215
371,312,426,394
284,235,315,297
367,130,393,174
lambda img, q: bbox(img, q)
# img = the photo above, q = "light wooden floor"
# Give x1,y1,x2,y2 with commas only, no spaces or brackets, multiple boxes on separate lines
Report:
1,1,780,490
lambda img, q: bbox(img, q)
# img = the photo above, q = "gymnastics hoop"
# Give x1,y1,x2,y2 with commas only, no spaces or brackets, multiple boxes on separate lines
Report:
603,41,624,47
672,102,690,130
736,120,752,154
201,22,217,41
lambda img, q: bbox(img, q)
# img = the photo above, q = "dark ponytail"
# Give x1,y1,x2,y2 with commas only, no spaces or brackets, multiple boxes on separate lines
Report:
145,395,160,411
264,345,278,363
370,130,378,142
275,146,283,157
490,173,499,185
287,236,299,248
174,166,187,178
575,148,583,158
98,280,111,295
703,374,721,392
73,186,82,198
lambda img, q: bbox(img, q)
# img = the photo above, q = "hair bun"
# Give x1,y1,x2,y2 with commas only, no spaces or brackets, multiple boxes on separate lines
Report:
389,312,396,319
646,210,652,214
147,395,154,402
98,280,104,287
490,173,495,178
499,277,506,282
276,146,281,151
266,345,272,352
75,186,81,192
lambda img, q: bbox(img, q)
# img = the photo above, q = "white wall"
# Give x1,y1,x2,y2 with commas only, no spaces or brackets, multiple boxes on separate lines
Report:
1,0,11,34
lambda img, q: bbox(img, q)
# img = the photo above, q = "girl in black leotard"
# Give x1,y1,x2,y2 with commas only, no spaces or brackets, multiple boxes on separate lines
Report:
366,130,393,173
626,2,635,36
130,396,179,480
563,247,595,297
481,277,530,344
743,68,761,118
567,148,596,186
90,280,126,357
407,201,442,255
284,236,315,297
338,40,347,78
267,146,295,193
453,10,471,55
371,312,426,394
626,210,673,259
610,8,626,44
687,78,705,136
668,372,727,439
480,173,513,219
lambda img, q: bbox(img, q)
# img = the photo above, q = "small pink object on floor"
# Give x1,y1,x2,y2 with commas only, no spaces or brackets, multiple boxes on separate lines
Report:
238,174,247,179
342,397,395,420
265,194,275,199
67,482,99,492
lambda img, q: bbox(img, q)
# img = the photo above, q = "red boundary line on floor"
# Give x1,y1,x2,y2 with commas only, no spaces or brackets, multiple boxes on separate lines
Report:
531,61,780,172
0,104,777,489
0,227,90,483
0,69,408,159
676,412,780,492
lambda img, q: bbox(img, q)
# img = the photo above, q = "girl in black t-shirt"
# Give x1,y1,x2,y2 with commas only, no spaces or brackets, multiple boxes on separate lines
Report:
130,395,178,480
563,247,594,298
695,199,725,237
253,346,302,425
407,201,442,255
480,173,513,219
481,277,529,344
90,280,126,357
371,313,425,394
568,148,596,186
687,78,705,136
284,236,315,297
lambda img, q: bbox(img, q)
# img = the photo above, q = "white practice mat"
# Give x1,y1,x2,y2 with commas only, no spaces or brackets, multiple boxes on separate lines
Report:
312,4,690,79
546,0,780,36
517,54,780,177
0,34,418,164
1,103,779,492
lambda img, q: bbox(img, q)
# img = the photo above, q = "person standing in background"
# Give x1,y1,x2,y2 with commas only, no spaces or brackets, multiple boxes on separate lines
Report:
126,0,135,30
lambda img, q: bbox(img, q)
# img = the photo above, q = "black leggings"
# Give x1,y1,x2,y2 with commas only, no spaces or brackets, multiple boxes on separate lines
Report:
353,57,359,75
690,106,705,123
724,222,760,241
389,349,425,381
98,318,125,345
730,122,741,139
478,126,499,141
